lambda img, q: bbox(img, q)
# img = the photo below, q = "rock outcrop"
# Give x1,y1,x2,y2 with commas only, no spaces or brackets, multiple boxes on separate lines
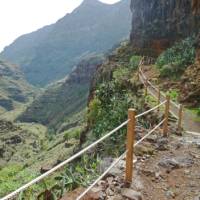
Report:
193,0,200,64
130,0,200,55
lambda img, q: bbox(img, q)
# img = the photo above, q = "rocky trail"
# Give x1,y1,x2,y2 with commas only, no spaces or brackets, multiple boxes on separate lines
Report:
62,125,200,200
140,65,200,134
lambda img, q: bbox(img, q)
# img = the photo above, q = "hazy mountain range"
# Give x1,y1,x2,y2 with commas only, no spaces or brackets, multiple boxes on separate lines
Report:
0,0,131,86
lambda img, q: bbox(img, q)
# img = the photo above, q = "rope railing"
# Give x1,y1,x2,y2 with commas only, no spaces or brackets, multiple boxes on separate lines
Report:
186,131,200,136
134,118,166,147
138,65,183,130
170,99,180,109
169,110,178,119
77,116,167,200
1,62,172,200
139,66,179,106
147,80,159,93
136,101,166,119
1,101,167,200
76,102,168,199
76,151,128,200
1,120,129,200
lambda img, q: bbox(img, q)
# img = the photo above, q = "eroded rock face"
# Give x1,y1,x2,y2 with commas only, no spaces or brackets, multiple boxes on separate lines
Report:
192,0,200,15
130,0,200,54
193,0,200,63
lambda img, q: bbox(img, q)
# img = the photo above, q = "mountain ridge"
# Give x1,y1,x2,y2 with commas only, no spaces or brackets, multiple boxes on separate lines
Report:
0,0,131,86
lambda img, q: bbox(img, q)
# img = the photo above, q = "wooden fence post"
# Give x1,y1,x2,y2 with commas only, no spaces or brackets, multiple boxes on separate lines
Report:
163,95,170,136
178,104,183,132
157,88,161,112
125,109,136,184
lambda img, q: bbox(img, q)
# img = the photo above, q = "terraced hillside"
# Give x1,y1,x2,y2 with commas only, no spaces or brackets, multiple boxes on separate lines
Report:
0,60,35,118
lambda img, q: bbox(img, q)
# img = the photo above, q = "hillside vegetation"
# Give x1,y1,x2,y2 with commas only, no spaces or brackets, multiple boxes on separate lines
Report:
0,60,35,116
0,0,199,199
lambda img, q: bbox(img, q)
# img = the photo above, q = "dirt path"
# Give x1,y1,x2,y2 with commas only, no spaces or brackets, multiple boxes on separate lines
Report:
139,65,200,134
61,129,200,200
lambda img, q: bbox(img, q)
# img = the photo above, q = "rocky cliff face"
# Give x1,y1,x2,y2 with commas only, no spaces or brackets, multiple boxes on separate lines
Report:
196,34,200,64
192,0,200,63
130,0,200,55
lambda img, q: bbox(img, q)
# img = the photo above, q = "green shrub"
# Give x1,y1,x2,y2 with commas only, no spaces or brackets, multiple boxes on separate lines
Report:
113,67,130,84
198,108,200,116
130,55,142,70
156,37,196,77
0,165,38,197
63,132,69,141
87,97,102,127
55,155,100,192
168,89,179,102
88,76,140,142
63,128,81,141
160,64,174,77
70,129,81,140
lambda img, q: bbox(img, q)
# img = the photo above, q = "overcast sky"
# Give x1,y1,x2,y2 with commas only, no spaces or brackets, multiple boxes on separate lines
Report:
0,0,121,51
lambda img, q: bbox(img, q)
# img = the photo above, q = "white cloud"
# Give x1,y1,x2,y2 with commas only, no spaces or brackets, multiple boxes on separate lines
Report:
0,0,121,51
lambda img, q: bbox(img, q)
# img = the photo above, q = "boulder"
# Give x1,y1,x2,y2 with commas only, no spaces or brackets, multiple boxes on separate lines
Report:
156,138,169,151
135,144,154,156
121,188,142,200
158,155,194,171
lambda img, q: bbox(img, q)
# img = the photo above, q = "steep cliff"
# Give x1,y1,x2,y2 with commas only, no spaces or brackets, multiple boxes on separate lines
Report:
130,0,200,55
179,0,200,106
193,0,200,63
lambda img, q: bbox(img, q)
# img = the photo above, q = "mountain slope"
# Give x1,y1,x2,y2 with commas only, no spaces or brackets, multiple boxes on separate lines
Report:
0,60,34,114
0,0,131,86
18,55,104,130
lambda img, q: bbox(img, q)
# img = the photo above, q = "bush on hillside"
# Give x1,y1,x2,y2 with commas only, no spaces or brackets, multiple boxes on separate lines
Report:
63,128,81,141
156,37,196,77
130,55,142,70
88,68,140,141
198,108,200,116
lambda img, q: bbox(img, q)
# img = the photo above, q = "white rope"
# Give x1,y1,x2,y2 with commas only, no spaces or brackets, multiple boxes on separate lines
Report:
76,151,127,200
134,118,166,147
147,87,158,99
1,120,129,200
147,80,159,92
186,131,200,136
169,110,178,119
139,67,181,120
170,100,180,109
136,101,166,119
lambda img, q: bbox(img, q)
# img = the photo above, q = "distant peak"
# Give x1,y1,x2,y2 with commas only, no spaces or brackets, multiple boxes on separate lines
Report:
82,0,102,5
81,0,127,7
